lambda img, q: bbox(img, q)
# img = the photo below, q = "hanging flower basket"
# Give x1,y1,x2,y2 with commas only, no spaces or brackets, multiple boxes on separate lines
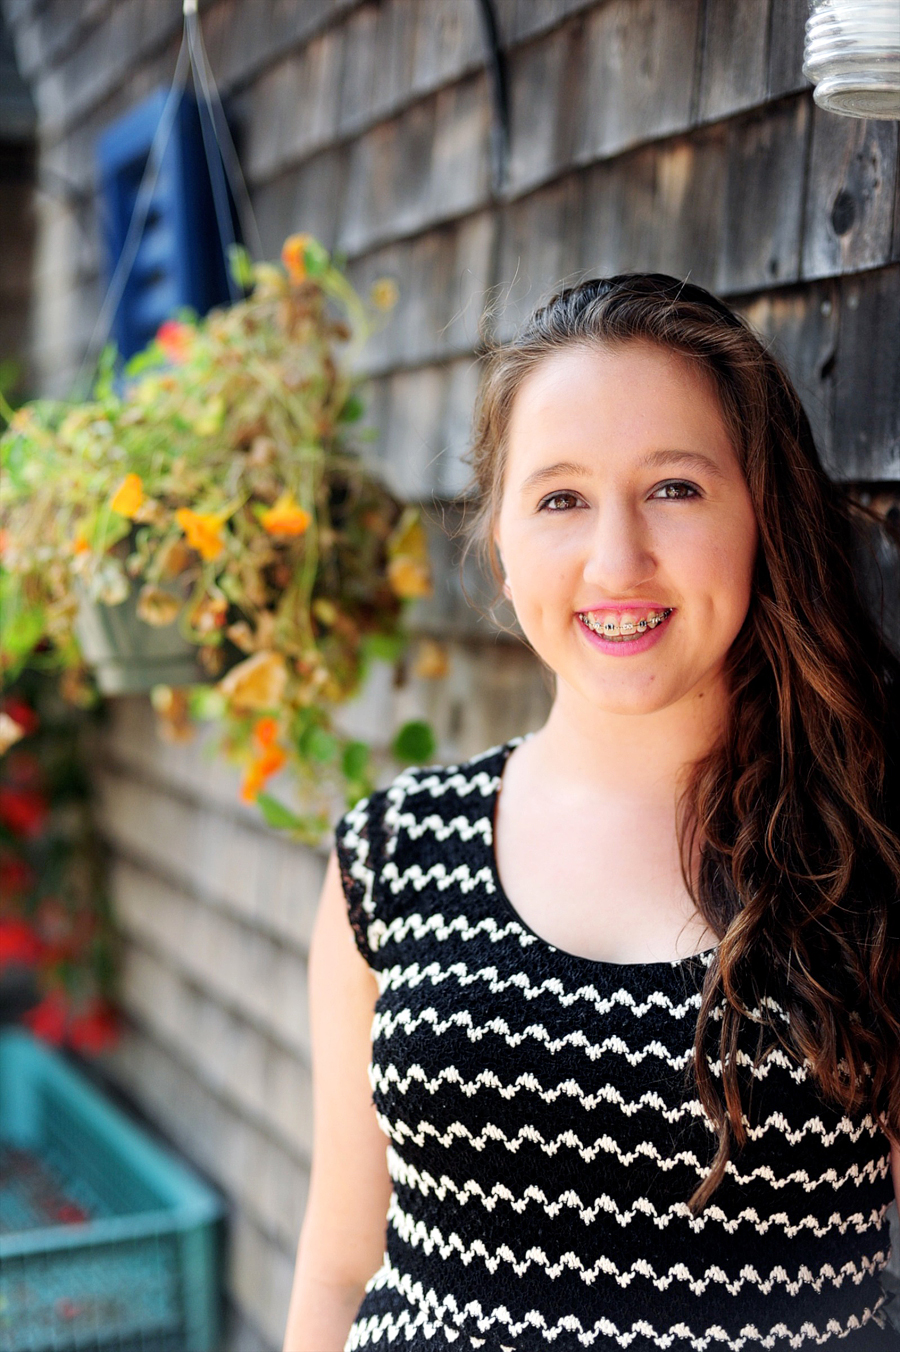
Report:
0,236,437,835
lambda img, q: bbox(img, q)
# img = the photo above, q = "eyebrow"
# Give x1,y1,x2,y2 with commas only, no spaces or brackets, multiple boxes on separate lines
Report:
520,450,729,491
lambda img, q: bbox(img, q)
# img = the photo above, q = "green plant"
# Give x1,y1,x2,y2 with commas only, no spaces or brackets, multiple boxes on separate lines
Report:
0,236,435,839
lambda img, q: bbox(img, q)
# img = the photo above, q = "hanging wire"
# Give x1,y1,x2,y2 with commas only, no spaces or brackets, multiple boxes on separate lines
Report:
77,0,264,393
186,14,241,304
183,1,264,263
75,31,191,395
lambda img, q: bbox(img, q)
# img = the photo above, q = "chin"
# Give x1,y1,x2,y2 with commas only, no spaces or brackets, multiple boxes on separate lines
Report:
584,684,681,717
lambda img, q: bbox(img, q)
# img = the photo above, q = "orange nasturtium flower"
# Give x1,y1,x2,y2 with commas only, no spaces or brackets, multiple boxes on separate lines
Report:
156,319,193,364
72,534,91,556
253,716,280,748
110,473,144,518
260,491,311,538
175,508,227,562
241,749,287,802
281,233,313,284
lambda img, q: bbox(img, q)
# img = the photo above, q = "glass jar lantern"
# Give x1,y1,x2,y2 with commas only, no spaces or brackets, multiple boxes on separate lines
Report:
803,1,900,119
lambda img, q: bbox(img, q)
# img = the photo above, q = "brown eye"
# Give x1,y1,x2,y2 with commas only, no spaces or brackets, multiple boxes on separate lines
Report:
540,492,582,511
653,481,700,500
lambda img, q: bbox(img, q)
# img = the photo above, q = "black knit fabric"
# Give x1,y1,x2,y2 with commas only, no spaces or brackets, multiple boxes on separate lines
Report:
334,738,897,1351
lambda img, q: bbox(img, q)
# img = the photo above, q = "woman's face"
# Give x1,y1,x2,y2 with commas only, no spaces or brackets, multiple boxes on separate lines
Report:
494,341,759,718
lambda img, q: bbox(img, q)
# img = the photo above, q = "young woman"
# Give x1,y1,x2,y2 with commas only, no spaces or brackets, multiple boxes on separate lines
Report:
282,276,900,1351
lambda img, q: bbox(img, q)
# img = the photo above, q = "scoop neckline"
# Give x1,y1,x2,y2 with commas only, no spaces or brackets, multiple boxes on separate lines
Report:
484,736,720,972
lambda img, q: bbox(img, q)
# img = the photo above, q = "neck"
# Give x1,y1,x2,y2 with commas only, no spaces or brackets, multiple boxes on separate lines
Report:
530,671,730,800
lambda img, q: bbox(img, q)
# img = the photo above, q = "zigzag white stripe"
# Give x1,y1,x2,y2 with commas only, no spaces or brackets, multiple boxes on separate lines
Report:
384,958,705,1018
373,1062,710,1116
373,1006,811,1083
377,1113,891,1188
373,1062,882,1145
387,1196,887,1294
349,1254,886,1348
387,765,501,809
381,912,539,953
372,1005,696,1067
392,809,493,847
383,860,497,897
386,1146,889,1237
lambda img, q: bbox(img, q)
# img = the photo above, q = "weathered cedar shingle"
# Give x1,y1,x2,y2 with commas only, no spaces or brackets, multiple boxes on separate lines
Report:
580,128,727,287
766,0,809,100
576,0,702,161
718,95,809,293
835,267,900,479
740,282,840,471
698,0,772,123
803,111,900,281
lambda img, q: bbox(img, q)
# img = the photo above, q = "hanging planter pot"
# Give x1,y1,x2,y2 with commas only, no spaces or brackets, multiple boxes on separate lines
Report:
803,1,900,119
74,588,213,696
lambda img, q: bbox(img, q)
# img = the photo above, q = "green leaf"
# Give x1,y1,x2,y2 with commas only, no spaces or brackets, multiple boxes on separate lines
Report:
304,238,331,278
228,244,255,291
256,792,327,841
360,632,407,665
392,719,436,766
299,724,338,763
342,739,369,781
1,607,47,658
92,343,120,401
338,392,365,423
256,792,307,831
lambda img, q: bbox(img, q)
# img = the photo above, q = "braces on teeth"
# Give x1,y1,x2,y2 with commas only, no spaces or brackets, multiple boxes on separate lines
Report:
578,608,674,637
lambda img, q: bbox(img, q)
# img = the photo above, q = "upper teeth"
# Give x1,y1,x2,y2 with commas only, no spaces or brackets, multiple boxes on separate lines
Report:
578,608,673,636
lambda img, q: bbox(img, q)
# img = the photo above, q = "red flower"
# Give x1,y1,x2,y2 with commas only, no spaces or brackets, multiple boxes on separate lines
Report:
0,697,38,736
0,785,49,838
155,320,193,364
0,917,43,966
23,991,68,1045
68,999,120,1054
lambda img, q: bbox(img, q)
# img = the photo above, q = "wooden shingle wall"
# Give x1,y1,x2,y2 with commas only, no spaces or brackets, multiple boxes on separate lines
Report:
3,2,898,1347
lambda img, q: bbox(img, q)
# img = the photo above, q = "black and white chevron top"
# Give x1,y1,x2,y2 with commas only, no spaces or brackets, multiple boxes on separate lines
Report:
334,737,897,1351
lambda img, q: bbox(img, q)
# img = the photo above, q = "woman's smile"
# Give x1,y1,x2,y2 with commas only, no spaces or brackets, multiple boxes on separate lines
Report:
576,605,675,653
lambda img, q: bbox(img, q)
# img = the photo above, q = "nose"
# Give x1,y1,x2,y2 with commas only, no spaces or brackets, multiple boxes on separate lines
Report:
581,496,657,594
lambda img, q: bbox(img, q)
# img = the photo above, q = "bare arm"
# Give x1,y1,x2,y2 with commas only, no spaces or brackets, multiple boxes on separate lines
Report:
282,849,392,1352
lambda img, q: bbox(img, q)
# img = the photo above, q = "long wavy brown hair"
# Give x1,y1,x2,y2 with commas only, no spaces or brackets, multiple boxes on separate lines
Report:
459,274,900,1211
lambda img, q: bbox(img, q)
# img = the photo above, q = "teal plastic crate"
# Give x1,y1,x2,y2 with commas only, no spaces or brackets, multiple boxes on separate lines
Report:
0,1029,223,1352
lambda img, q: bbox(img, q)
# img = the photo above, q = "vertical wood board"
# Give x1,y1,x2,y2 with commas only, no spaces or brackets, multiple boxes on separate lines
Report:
834,266,900,479
507,15,587,194
576,0,702,163
717,95,810,293
698,0,772,123
802,109,899,281
739,281,840,471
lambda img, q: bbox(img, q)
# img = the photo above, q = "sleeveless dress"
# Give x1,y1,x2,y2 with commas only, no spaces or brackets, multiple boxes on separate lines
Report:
334,737,897,1351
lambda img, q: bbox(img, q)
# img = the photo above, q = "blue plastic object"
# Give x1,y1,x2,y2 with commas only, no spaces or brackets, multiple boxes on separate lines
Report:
96,88,235,360
0,1029,223,1352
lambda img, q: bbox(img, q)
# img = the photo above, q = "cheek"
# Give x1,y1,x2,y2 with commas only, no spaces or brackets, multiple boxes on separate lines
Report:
695,513,758,619
500,517,574,582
